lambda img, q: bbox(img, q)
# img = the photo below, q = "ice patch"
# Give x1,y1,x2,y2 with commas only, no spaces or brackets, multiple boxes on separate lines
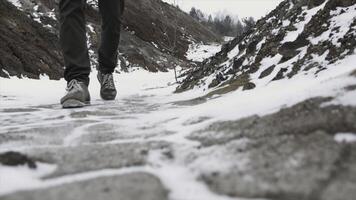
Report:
334,133,356,143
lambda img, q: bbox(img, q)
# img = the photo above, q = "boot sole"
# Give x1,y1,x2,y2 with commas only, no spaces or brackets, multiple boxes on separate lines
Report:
100,93,116,101
62,99,89,109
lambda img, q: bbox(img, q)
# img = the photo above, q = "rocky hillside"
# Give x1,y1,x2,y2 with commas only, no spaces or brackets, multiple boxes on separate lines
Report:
0,0,220,79
177,0,356,93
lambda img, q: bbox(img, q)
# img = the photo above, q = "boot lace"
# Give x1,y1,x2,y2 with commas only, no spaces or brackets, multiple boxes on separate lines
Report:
102,74,115,89
66,79,81,92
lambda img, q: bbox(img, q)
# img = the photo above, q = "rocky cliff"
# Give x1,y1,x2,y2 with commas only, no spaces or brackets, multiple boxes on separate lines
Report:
177,0,356,93
0,0,220,79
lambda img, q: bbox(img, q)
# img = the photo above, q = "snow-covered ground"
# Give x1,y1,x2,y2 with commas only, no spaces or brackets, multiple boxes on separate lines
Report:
186,42,222,62
1,56,356,198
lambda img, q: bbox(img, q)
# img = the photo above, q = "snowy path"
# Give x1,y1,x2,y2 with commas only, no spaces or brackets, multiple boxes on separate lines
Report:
0,70,257,200
0,97,237,200
1,66,356,200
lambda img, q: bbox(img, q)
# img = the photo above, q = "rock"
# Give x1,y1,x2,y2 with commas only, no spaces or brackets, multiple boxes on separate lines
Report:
278,35,309,63
0,0,221,78
272,67,288,81
0,0,63,79
188,98,356,199
189,97,356,147
1,172,169,200
25,142,169,178
0,151,37,169
208,78,220,88
325,0,356,9
233,56,245,70
259,65,275,79
246,40,259,55
242,82,256,90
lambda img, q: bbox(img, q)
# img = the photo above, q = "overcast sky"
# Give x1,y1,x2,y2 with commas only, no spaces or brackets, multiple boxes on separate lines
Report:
162,0,283,19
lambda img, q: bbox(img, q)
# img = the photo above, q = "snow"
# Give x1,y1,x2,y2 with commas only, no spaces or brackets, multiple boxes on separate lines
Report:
282,19,291,27
7,0,22,9
147,151,242,200
250,54,282,82
0,162,57,195
0,69,177,109
255,38,266,52
228,44,240,59
186,43,221,62
0,53,355,200
334,133,356,143
224,36,234,42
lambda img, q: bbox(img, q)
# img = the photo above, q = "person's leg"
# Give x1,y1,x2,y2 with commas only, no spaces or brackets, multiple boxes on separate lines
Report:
96,0,124,100
59,0,91,108
98,0,125,74
59,0,90,86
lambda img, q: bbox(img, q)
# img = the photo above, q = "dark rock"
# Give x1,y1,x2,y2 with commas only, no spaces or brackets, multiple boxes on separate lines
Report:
246,40,259,55
208,72,228,88
308,0,327,8
0,0,63,79
351,69,356,77
278,35,309,63
0,151,37,169
345,84,356,91
325,0,356,9
233,56,245,70
272,68,288,81
242,82,256,90
259,65,275,79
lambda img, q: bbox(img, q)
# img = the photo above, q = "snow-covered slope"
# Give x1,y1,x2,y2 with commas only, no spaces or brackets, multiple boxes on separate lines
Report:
0,0,220,79
177,0,356,93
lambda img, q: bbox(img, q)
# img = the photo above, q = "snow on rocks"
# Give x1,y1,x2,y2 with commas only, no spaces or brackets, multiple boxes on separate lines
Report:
7,0,22,9
282,1,327,43
177,0,356,95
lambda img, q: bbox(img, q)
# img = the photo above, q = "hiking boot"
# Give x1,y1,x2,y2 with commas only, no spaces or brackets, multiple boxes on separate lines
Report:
97,71,117,100
60,79,90,108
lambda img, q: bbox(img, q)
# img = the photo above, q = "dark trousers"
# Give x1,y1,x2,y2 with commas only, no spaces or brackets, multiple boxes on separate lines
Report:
59,0,124,85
